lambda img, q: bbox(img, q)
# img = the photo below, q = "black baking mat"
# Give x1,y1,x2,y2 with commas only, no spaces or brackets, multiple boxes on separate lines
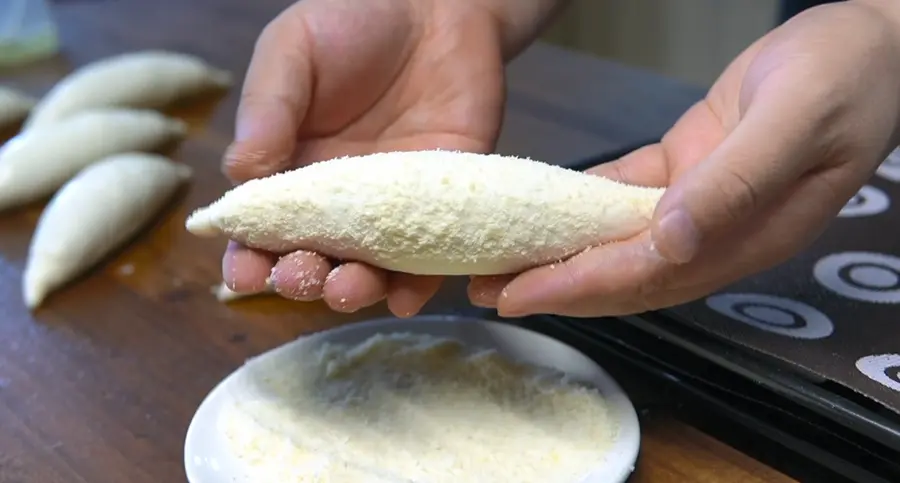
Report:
659,148,900,415
532,314,900,482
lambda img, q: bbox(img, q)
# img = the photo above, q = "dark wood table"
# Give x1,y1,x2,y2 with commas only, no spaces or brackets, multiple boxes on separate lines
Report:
0,1,797,482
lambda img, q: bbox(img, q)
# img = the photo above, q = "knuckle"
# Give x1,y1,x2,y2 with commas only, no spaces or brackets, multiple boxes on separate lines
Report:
715,166,760,223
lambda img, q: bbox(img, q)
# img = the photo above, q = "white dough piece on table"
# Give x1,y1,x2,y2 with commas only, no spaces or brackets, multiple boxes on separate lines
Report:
0,86,36,129
23,152,192,309
212,282,273,302
186,150,666,276
23,50,232,130
0,108,186,212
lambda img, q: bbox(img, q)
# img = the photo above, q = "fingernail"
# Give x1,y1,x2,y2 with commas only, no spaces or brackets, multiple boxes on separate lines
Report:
223,143,267,167
655,209,699,264
235,114,259,144
496,298,530,318
496,307,530,318
469,287,497,308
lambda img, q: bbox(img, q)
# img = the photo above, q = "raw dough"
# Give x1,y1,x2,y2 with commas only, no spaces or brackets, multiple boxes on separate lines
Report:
186,150,665,275
23,50,231,130
0,86,36,129
0,108,186,212
222,333,616,482
23,152,192,309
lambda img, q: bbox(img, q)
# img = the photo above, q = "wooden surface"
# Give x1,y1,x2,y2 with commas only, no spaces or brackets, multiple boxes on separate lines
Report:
0,0,795,482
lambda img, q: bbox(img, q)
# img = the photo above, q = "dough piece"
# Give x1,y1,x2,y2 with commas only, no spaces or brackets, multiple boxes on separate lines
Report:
23,153,192,309
0,108,186,212
23,50,232,130
0,86,36,129
213,282,272,302
186,150,665,276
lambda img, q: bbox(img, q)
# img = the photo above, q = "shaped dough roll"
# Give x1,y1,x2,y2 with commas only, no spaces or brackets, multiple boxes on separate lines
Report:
186,150,666,276
24,50,232,130
23,153,192,309
0,108,186,212
0,86,36,129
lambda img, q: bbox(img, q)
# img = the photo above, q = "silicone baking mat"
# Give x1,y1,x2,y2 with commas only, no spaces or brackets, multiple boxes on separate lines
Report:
663,148,900,414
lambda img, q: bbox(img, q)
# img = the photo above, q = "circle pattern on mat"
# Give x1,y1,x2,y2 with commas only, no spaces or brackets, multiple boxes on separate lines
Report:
856,354,900,392
813,251,900,303
838,185,890,218
876,148,900,182
704,293,834,339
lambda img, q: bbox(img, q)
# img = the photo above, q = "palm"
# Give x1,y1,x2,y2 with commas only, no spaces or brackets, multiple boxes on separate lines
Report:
282,0,504,166
588,33,765,192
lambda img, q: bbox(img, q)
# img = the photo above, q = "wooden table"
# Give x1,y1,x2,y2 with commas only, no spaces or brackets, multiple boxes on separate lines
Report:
0,1,797,482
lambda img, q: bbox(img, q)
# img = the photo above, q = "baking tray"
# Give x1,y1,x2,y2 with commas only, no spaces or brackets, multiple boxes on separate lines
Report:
508,313,900,483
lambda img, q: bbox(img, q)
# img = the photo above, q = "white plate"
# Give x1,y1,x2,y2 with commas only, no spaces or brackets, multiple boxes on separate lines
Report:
184,315,641,482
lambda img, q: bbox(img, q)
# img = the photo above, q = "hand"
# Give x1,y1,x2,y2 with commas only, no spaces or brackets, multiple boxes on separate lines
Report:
221,0,508,316
471,1,900,317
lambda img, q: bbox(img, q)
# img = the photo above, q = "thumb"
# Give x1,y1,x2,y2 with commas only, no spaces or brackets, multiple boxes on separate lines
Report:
652,95,820,264
223,7,312,184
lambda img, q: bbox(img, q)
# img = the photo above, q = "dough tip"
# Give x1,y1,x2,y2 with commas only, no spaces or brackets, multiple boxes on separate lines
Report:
210,69,233,88
170,117,189,135
173,163,193,181
22,274,47,311
185,206,219,236
0,167,14,211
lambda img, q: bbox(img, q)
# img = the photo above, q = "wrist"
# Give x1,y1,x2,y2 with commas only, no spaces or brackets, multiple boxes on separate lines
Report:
477,0,571,60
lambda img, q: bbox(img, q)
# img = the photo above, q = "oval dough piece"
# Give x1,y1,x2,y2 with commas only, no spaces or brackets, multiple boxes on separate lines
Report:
0,86,36,129
23,152,192,309
0,108,186,212
186,150,666,276
24,50,231,130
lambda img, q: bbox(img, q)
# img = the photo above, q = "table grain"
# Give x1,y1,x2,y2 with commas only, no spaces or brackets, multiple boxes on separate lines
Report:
0,0,795,481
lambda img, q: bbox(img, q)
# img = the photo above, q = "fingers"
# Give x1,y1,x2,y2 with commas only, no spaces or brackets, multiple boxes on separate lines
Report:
585,144,670,187
586,99,729,187
269,254,442,316
468,275,514,307
649,92,821,265
223,6,313,183
270,251,331,301
219,7,315,296
488,165,850,318
269,254,389,312
492,233,668,317
222,241,277,293
321,263,389,313
386,274,444,317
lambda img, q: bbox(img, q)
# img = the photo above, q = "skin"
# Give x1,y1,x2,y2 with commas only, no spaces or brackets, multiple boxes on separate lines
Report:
222,0,900,319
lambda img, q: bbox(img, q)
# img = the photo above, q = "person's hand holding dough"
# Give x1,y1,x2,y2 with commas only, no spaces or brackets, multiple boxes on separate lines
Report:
221,0,528,316
224,0,900,319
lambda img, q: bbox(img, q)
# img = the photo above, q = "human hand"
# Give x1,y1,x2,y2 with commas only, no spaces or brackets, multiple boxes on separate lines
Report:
220,0,509,316
470,0,900,317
